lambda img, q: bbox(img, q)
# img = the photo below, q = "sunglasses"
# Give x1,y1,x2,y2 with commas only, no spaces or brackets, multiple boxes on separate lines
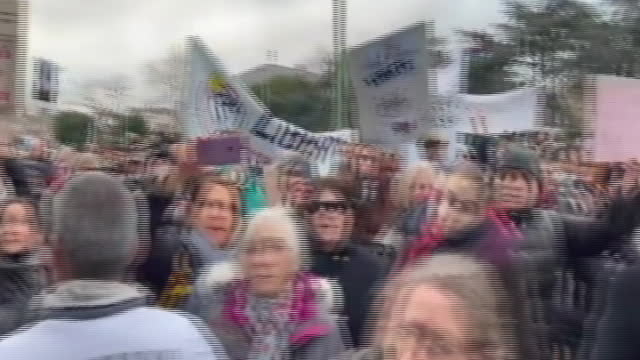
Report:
308,201,351,213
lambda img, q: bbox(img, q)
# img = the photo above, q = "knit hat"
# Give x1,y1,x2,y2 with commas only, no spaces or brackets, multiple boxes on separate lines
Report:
496,145,542,181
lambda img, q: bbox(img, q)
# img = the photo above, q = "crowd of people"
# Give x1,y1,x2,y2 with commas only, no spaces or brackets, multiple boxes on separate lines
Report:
0,131,640,359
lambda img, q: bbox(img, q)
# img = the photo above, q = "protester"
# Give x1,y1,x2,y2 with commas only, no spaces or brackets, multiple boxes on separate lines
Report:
188,207,344,360
0,173,227,359
306,177,390,347
344,254,516,360
0,198,46,336
491,145,640,359
404,164,517,265
0,139,15,201
344,144,396,241
155,175,242,308
421,133,451,172
265,153,315,213
587,263,640,360
385,161,440,253
5,138,54,201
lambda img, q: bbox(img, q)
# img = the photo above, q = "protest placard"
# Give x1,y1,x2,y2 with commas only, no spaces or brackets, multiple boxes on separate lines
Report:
349,23,431,145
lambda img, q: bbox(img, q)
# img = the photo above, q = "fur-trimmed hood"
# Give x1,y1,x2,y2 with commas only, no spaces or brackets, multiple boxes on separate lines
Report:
185,261,345,360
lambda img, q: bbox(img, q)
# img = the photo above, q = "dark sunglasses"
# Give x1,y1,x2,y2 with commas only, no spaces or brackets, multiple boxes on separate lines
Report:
308,201,351,213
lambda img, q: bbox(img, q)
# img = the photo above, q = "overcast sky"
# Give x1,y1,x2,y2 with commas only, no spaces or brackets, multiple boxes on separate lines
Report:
28,0,507,107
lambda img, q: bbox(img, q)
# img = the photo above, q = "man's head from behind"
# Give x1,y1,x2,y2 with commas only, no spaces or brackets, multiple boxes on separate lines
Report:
51,173,137,281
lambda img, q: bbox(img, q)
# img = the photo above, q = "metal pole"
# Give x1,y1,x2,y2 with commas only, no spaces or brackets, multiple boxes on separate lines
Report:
332,0,347,130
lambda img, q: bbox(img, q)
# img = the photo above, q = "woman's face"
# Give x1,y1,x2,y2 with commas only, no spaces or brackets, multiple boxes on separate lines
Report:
355,147,381,178
310,190,354,251
382,285,474,360
244,222,297,297
282,175,314,209
493,170,539,211
436,177,485,237
0,203,41,256
191,184,238,247
411,171,434,204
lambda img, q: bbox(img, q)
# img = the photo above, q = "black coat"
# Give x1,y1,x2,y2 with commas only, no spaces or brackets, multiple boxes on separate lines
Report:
310,242,389,348
0,253,46,335
588,264,640,360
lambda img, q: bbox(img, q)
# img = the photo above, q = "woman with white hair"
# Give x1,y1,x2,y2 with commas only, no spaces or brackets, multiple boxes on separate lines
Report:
345,254,517,360
188,207,344,360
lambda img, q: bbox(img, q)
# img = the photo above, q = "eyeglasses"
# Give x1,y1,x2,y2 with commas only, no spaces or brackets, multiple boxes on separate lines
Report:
386,325,494,360
444,194,483,215
308,201,351,214
194,199,239,214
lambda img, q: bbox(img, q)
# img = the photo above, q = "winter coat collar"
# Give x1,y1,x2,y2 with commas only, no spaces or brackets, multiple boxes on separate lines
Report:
222,273,332,345
36,280,147,321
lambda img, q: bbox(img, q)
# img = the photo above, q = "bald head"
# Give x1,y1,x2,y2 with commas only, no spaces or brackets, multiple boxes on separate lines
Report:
53,173,137,280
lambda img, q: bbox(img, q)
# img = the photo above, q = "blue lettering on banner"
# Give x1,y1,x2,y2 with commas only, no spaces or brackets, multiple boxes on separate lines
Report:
250,115,347,160
250,115,274,141
363,58,416,87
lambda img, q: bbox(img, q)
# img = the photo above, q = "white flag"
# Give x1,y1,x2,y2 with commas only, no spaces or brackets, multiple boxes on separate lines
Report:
182,37,348,162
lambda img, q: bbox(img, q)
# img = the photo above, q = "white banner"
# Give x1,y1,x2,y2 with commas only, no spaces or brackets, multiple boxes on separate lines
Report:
428,88,539,161
436,48,467,96
183,37,348,162
461,87,539,134
349,23,431,145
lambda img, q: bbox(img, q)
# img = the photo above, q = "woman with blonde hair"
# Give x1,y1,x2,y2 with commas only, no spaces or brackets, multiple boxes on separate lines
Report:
346,254,517,360
384,161,440,253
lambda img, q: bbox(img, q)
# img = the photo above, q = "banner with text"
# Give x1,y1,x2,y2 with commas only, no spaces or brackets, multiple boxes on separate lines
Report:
429,88,539,161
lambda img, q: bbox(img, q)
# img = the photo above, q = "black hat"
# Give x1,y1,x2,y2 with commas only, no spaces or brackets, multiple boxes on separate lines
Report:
497,145,542,180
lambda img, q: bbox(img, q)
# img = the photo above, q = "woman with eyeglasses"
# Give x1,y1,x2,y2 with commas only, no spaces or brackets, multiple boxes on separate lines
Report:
154,175,242,308
343,254,516,360
305,177,391,348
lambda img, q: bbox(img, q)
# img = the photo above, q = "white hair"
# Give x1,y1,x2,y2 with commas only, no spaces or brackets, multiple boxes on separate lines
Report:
237,206,307,269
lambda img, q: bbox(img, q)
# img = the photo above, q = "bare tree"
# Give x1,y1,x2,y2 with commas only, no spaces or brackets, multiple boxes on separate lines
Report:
143,44,185,112
81,73,132,144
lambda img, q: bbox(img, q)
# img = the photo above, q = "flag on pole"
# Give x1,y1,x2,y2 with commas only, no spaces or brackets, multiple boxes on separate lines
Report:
182,36,349,163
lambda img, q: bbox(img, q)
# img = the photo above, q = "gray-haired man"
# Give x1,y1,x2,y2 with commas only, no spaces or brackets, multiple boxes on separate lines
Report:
0,173,227,360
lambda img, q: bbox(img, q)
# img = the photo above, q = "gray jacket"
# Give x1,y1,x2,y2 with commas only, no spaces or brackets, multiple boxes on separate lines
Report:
187,263,345,360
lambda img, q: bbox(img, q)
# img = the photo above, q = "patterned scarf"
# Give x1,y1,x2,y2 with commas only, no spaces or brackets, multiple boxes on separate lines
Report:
224,273,319,360
403,209,522,268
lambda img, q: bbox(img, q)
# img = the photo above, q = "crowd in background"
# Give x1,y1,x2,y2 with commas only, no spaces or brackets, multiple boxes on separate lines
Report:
1,131,640,359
